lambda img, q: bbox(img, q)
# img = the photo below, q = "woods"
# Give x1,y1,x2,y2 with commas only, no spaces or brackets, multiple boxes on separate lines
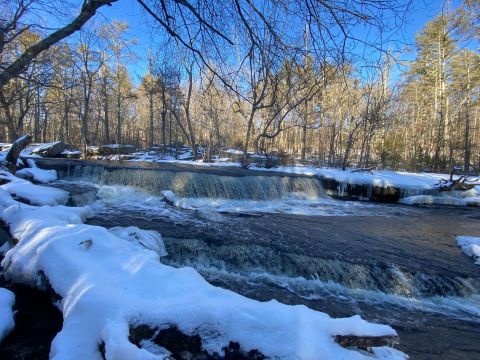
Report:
0,0,479,173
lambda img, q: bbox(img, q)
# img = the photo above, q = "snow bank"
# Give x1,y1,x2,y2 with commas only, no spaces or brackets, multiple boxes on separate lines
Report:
456,236,480,265
0,288,15,342
399,190,480,206
0,170,68,206
16,159,58,183
0,184,405,359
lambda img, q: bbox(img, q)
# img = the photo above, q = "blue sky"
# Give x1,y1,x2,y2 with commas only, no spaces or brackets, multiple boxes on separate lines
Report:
97,0,465,84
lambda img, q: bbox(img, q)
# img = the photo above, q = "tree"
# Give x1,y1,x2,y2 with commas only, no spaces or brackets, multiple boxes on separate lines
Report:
0,0,117,87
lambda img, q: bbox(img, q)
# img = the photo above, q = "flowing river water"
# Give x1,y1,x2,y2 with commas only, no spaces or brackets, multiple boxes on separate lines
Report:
38,160,480,359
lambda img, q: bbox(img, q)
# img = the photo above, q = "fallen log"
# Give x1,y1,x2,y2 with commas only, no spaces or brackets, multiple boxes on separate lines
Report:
436,176,478,192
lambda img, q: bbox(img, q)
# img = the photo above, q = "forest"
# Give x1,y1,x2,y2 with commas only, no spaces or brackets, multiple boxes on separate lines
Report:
1,0,479,173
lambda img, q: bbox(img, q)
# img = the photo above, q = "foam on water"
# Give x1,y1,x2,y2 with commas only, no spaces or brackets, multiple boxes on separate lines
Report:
175,263,480,323
88,182,413,217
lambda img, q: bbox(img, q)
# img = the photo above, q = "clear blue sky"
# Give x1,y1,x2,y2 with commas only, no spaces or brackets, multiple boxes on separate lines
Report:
97,0,465,84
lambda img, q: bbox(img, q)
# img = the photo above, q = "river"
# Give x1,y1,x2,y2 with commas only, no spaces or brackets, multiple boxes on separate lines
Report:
40,160,480,359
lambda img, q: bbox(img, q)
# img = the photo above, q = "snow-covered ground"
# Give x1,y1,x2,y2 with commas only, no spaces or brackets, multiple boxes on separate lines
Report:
0,288,15,343
0,169,406,359
456,236,480,265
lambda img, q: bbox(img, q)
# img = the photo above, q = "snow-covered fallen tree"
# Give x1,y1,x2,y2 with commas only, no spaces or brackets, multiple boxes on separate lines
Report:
0,174,407,359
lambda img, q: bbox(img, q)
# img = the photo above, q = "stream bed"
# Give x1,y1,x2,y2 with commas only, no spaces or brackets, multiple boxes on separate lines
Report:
60,181,480,360
34,158,480,360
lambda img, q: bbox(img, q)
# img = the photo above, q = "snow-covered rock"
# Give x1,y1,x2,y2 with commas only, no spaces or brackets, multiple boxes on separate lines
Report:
0,181,406,359
0,288,15,343
16,159,57,184
30,141,67,157
456,236,480,265
0,170,68,206
108,226,167,258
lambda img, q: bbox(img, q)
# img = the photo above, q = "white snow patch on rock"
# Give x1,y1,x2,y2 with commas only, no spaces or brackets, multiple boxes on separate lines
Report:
16,159,58,183
0,288,15,343
400,192,480,206
0,170,68,206
108,226,167,257
456,236,480,265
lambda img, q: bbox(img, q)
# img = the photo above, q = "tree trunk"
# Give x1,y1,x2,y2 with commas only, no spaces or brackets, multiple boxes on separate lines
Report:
6,134,32,169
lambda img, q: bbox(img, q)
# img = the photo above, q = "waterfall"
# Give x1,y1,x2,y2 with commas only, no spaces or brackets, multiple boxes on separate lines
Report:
57,164,327,201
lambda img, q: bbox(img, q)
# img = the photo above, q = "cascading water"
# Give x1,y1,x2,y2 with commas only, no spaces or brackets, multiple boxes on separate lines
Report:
162,238,480,299
57,164,327,200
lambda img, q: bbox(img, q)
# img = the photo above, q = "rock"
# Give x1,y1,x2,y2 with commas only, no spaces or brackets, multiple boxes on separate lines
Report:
98,144,136,155
57,149,81,159
0,282,63,360
334,334,399,351
31,141,67,157
129,324,266,359
0,220,13,248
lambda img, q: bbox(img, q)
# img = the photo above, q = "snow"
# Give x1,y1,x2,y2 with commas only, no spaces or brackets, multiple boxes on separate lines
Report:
30,141,63,154
224,148,243,155
255,166,446,190
0,170,68,206
15,159,58,183
0,288,15,343
0,177,406,360
400,193,480,206
456,236,480,265
108,226,167,258
60,149,81,156
103,144,136,149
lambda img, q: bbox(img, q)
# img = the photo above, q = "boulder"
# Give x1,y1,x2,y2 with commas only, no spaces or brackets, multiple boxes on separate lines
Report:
31,141,67,157
98,144,136,155
334,334,399,351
